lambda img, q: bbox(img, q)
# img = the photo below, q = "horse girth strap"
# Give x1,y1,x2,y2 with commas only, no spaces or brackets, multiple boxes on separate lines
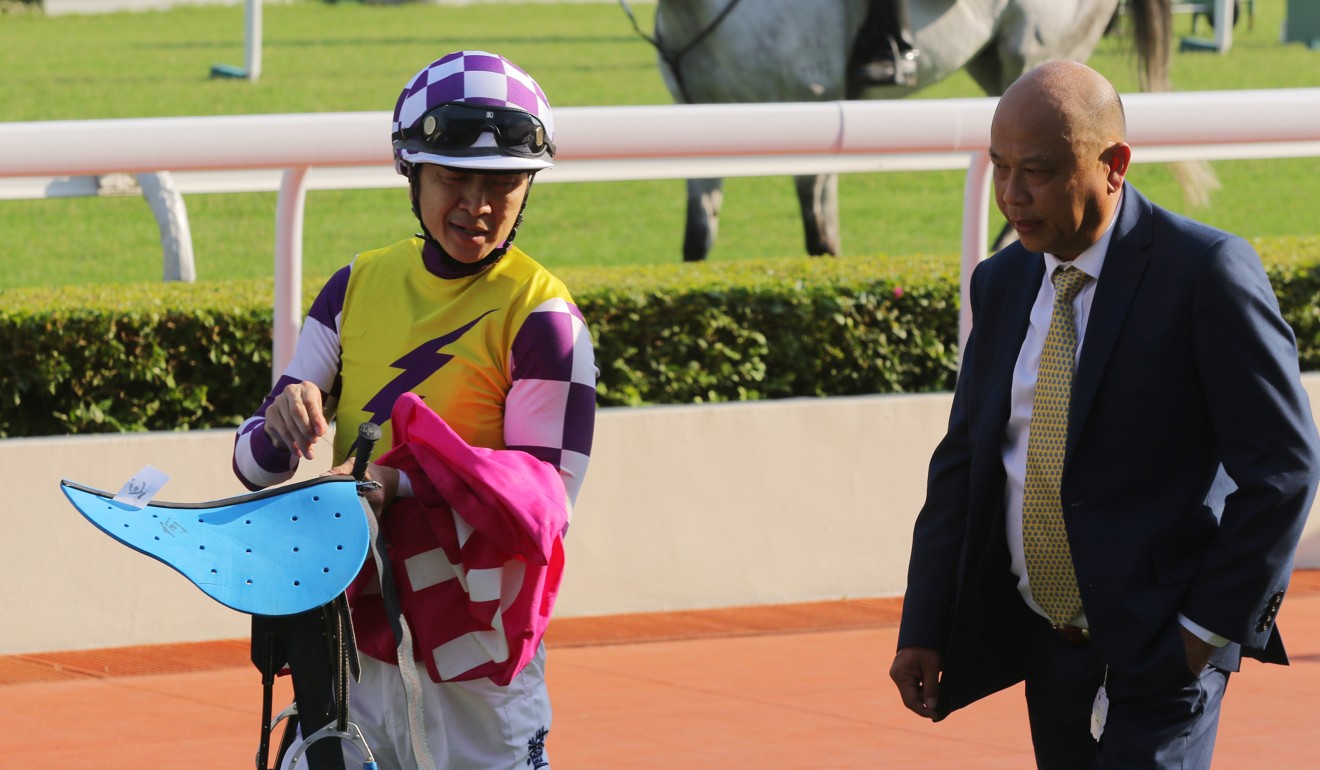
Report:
252,602,355,770
254,502,433,770
363,501,436,770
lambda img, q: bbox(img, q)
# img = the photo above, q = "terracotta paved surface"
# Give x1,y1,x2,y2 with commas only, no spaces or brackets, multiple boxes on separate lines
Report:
3,573,1319,769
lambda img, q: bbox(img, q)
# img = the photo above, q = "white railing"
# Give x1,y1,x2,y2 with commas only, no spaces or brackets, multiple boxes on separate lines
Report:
4,88,1320,375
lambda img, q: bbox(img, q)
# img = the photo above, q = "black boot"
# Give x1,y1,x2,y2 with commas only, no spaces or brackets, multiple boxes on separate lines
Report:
856,34,919,87
851,0,920,88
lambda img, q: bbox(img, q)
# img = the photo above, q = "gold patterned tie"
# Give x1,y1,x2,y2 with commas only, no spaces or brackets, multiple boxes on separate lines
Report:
1024,265,1091,626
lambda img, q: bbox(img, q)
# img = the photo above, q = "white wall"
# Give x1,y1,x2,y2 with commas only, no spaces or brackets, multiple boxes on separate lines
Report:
7,381,1320,656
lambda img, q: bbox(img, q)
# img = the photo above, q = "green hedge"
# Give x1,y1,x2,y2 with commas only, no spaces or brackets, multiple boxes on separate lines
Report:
1264,240,1320,372
0,281,273,437
577,257,959,406
3,239,1319,438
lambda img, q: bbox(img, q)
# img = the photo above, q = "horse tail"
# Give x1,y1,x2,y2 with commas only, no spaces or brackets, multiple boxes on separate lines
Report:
1129,0,1220,207
1128,0,1173,92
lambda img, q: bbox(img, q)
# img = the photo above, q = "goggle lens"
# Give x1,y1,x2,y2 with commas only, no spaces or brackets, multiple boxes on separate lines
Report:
399,103,553,159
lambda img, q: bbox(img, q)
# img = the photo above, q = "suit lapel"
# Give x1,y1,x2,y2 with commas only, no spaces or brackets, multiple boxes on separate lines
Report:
983,252,1044,446
1068,187,1154,456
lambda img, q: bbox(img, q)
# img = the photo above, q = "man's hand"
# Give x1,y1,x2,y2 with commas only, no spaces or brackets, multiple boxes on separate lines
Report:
890,646,943,720
263,381,328,460
324,459,400,519
1179,624,1215,675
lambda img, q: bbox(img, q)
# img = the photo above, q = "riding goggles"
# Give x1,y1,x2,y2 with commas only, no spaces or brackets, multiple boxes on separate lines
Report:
394,103,555,160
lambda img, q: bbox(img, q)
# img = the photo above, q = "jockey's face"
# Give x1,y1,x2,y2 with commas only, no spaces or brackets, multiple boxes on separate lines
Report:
416,164,530,263
989,95,1127,262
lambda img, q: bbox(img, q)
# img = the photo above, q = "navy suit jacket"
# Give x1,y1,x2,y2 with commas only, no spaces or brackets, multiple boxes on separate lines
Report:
898,185,1320,719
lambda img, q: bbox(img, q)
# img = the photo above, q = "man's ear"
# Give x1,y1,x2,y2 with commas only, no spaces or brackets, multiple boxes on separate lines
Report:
1104,142,1132,191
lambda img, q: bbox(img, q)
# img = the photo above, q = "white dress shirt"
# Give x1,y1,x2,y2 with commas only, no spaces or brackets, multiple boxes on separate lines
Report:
998,191,1228,647
1002,208,1114,625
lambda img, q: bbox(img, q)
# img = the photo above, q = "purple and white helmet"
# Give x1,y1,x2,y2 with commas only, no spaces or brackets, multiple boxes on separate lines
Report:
391,51,556,174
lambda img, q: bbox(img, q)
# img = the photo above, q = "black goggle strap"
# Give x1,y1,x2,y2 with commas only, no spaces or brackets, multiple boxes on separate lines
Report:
394,104,554,158
407,167,428,240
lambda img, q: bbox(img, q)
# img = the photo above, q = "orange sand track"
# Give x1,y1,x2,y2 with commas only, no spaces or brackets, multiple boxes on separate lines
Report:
3,572,1319,768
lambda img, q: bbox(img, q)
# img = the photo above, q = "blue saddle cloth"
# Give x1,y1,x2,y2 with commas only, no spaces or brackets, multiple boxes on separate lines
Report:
61,476,371,617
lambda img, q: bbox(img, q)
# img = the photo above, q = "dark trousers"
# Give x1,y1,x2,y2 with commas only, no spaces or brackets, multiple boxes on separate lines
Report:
1023,614,1229,770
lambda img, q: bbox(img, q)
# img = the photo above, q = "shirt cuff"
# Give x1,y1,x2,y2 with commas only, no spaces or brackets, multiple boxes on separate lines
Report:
1178,613,1230,648
396,470,413,499
250,424,297,474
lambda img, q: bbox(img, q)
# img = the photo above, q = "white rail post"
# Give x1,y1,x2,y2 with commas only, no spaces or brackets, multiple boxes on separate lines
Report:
135,171,196,282
1182,0,1234,53
959,151,994,359
273,167,309,386
245,0,263,82
1213,0,1234,52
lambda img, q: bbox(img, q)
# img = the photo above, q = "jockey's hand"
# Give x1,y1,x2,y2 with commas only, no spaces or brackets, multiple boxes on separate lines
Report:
263,381,328,460
324,460,399,519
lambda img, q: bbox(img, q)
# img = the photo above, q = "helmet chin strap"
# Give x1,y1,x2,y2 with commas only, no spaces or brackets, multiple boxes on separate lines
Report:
407,165,534,268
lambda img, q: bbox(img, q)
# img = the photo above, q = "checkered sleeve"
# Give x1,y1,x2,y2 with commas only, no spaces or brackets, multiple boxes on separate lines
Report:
505,298,597,519
232,265,350,491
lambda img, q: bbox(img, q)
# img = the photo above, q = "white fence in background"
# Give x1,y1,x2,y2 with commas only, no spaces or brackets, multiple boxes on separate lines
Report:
4,89,1320,376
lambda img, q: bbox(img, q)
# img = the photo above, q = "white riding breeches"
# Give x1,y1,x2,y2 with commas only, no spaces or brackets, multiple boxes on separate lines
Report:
279,643,551,770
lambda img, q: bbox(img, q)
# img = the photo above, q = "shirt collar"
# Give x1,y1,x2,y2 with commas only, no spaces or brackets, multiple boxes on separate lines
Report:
1043,187,1123,281
421,237,505,279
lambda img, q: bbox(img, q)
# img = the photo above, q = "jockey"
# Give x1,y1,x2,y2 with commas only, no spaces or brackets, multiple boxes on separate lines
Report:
233,50,597,770
855,0,921,87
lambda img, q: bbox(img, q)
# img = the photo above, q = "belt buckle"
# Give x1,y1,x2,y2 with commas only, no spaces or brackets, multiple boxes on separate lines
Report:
1053,623,1091,647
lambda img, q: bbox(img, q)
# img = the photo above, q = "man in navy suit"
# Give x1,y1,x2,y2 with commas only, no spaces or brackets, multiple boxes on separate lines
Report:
888,60,1320,768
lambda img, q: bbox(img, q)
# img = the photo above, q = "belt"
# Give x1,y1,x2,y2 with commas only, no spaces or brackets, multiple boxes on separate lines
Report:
1054,624,1092,647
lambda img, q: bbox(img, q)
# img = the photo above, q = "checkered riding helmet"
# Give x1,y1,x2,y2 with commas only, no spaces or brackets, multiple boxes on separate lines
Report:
391,50,556,174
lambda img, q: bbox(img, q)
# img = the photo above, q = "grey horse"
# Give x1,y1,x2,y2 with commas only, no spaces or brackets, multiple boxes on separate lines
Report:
638,0,1177,261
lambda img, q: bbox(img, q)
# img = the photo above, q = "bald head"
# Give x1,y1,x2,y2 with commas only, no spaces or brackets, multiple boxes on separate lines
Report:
988,61,1132,260
999,61,1126,157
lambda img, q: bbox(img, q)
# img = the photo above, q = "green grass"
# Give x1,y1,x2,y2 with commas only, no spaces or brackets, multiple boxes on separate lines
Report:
1,0,1319,289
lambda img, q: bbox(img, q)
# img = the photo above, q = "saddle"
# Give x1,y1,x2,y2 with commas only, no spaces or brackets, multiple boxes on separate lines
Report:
59,423,434,770
61,476,370,617
62,475,375,769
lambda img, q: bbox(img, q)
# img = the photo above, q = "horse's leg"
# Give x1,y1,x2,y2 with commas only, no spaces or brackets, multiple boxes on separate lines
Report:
961,46,1014,256
683,177,724,262
795,173,840,257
